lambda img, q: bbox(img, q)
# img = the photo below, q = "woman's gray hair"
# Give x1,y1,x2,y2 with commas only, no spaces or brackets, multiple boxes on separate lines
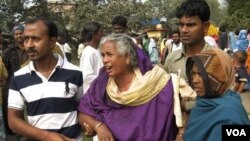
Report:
99,34,138,69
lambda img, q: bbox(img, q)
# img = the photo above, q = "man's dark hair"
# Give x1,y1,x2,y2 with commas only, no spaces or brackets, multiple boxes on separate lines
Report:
81,22,102,42
219,26,226,32
233,50,247,65
171,29,180,36
112,15,127,27
25,17,58,38
235,29,240,36
176,0,210,22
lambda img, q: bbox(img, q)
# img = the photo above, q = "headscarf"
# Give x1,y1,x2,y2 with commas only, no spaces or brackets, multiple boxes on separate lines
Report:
186,48,235,98
12,25,25,35
236,29,249,51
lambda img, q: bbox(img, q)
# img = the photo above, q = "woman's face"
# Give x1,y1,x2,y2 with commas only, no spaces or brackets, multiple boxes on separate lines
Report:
190,64,205,97
101,41,129,77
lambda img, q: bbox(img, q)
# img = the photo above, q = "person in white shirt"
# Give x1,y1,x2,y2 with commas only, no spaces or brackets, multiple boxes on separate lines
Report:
204,35,218,48
77,42,84,59
79,22,103,94
162,30,183,64
63,41,72,62
168,30,183,52
148,37,159,64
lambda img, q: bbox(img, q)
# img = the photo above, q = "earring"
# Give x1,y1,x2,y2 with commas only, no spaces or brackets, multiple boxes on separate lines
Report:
126,59,130,65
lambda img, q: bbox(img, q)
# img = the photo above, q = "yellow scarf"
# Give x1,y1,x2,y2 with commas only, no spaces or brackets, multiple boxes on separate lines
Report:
106,65,170,106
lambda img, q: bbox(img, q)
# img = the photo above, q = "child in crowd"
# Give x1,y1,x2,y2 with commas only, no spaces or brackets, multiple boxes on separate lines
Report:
232,50,249,93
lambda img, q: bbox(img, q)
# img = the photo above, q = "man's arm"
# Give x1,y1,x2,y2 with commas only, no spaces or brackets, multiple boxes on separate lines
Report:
163,54,171,72
8,108,72,141
236,81,246,93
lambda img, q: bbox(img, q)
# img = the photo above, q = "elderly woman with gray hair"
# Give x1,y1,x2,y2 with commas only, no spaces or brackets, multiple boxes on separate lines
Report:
78,34,176,141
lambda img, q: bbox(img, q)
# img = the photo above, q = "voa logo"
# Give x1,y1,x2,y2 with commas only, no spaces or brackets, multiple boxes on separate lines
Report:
226,129,246,136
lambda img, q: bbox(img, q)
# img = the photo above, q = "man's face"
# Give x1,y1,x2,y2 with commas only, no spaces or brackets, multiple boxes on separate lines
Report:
93,28,103,45
14,29,24,43
178,16,209,46
172,33,180,44
112,24,127,34
23,21,56,61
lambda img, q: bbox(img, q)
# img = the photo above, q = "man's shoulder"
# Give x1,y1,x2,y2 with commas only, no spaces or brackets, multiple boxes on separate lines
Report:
203,43,214,51
63,61,81,72
4,44,17,53
237,67,248,75
164,49,184,71
166,49,183,62
14,65,30,77
82,46,98,57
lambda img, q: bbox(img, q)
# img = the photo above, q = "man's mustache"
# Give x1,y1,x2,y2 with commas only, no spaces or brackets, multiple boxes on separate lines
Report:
26,48,37,53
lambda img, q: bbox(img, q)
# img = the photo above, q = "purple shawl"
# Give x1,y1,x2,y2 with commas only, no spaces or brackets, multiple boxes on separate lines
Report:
78,47,174,141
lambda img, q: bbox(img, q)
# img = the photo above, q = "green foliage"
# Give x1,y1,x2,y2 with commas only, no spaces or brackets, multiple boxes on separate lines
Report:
72,0,153,34
223,0,250,30
0,0,238,44
206,0,226,25
226,0,246,15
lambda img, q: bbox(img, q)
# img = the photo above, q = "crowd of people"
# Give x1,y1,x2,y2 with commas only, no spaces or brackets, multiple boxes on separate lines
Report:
0,0,250,141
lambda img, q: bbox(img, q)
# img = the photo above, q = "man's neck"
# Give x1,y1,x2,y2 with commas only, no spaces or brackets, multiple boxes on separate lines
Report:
185,41,206,57
86,41,98,49
34,54,58,73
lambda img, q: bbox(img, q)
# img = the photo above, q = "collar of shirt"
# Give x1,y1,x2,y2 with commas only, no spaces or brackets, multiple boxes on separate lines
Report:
28,54,64,74
173,42,212,61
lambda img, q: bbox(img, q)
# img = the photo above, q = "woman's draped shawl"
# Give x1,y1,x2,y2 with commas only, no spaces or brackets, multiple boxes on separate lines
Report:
184,90,250,141
78,47,175,141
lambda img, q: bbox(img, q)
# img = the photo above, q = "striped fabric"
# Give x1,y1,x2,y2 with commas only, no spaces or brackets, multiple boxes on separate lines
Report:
8,56,83,139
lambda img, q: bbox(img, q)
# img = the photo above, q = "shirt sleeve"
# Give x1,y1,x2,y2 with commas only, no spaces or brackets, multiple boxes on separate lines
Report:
75,85,84,102
64,43,72,52
81,51,96,83
8,78,25,110
163,55,170,73
237,68,248,82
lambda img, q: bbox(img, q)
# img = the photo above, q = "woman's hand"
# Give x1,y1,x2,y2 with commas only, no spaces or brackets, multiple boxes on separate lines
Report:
95,124,114,141
175,132,184,141
83,122,96,137
175,128,184,141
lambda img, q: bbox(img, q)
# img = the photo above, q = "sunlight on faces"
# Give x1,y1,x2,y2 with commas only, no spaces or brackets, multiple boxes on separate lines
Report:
24,21,55,61
179,16,209,45
190,64,205,97
100,41,129,77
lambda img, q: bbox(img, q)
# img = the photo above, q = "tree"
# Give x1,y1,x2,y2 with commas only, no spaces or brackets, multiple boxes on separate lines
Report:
71,0,154,36
0,0,26,32
206,0,227,25
222,0,250,30
0,0,51,32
